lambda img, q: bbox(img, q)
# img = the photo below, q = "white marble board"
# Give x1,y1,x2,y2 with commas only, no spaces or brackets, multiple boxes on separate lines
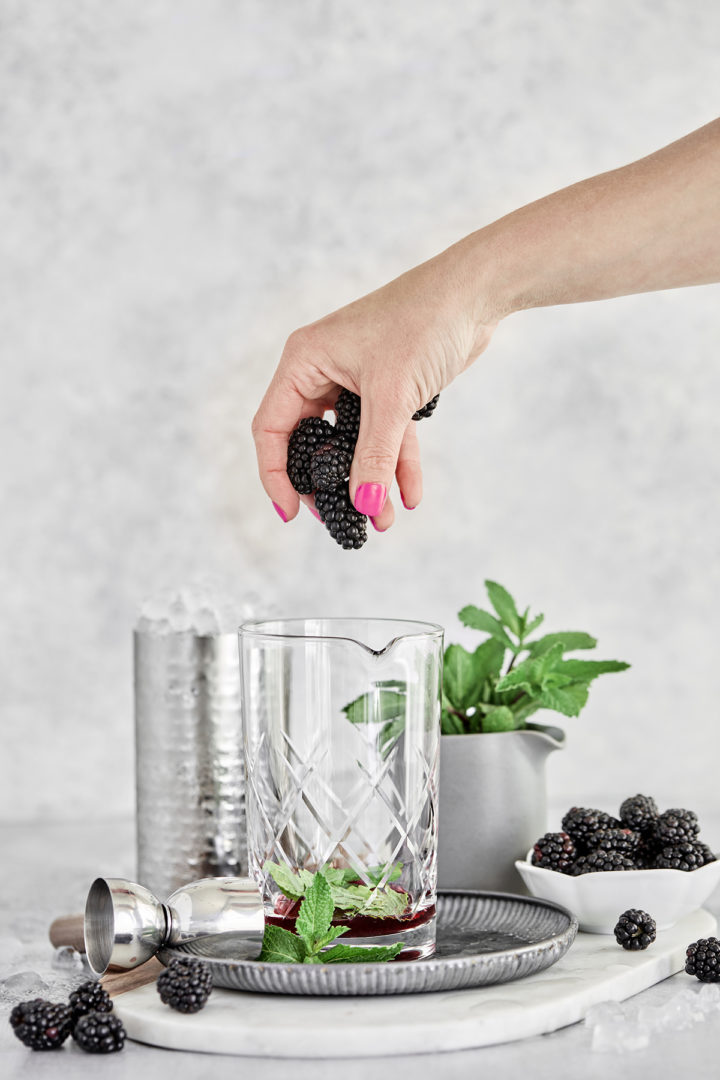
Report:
114,908,716,1058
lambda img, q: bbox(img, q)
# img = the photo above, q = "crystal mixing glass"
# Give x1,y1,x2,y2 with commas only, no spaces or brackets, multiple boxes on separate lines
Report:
240,619,443,960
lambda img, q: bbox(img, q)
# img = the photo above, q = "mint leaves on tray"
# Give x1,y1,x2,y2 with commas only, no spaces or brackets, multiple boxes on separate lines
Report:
258,871,403,965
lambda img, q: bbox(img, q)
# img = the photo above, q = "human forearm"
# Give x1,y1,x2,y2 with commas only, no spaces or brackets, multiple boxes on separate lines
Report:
462,118,720,323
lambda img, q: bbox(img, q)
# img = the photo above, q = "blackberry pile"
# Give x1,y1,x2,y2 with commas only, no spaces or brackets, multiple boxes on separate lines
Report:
9,981,125,1055
286,388,440,548
531,795,716,875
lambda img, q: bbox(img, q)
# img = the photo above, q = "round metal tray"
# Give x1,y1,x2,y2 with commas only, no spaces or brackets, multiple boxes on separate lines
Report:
159,889,577,996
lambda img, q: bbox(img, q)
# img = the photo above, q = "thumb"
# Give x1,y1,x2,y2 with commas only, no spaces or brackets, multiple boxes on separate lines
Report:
349,390,412,516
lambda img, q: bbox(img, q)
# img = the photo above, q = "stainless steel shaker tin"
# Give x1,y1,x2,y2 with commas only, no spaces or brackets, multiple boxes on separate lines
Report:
134,631,247,898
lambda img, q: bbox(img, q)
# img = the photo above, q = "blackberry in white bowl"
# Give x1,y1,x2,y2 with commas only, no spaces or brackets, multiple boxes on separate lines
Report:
516,795,719,933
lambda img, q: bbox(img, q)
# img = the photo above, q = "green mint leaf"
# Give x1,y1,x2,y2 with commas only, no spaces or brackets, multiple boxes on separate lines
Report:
494,658,537,695
258,924,308,963
484,580,521,635
266,862,313,901
556,658,630,681
443,644,485,710
366,862,403,886
329,883,408,920
314,926,351,951
473,638,506,683
320,943,403,964
342,685,406,726
295,871,334,953
524,612,544,637
526,632,597,657
481,706,516,732
441,709,465,735
537,682,589,717
458,606,514,650
378,715,405,758
320,866,358,887
541,671,574,690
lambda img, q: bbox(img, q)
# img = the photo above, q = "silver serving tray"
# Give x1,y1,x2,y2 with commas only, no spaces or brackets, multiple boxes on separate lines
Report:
159,890,578,996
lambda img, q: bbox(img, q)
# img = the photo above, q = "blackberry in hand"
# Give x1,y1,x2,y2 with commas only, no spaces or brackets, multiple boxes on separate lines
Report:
654,840,715,871
570,849,635,874
73,1012,126,1053
287,416,335,494
685,938,720,982
561,807,621,853
531,831,576,873
412,395,440,421
614,909,657,950
315,484,368,549
335,388,361,440
653,808,700,846
157,957,213,1014
592,828,641,858
68,980,113,1023
310,441,352,492
619,794,659,835
9,999,73,1051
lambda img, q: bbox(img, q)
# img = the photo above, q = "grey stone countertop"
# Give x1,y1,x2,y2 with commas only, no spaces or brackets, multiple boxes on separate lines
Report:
1,819,719,1079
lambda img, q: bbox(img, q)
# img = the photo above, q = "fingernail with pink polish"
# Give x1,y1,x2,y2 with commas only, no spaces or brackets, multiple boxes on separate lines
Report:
272,501,288,523
400,492,416,510
308,506,322,522
354,483,387,516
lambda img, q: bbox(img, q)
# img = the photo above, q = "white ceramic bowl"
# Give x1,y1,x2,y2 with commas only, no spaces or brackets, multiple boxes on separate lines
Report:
514,850,720,933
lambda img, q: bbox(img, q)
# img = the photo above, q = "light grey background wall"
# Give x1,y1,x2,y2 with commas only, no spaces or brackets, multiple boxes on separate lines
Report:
2,1,719,826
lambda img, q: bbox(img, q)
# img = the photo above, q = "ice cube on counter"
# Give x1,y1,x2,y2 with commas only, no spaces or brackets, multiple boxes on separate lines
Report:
591,1017,650,1053
51,945,85,973
584,1000,624,1028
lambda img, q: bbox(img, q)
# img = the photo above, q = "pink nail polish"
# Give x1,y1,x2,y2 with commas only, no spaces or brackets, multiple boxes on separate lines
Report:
308,507,322,521
354,483,387,516
272,501,288,523
400,492,416,510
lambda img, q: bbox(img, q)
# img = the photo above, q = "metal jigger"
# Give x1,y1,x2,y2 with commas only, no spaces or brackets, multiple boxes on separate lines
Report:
84,876,265,975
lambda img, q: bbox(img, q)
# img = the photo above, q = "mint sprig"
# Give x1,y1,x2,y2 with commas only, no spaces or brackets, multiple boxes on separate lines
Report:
266,860,406,919
342,580,630,736
258,872,403,965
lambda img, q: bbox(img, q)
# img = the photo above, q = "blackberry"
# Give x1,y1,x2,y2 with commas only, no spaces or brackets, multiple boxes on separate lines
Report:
412,395,440,421
156,957,213,1014
68,980,113,1023
335,389,361,440
686,938,720,982
592,828,641,858
570,849,635,875
531,831,576,873
287,416,335,494
72,1012,126,1054
315,484,368,549
635,837,660,869
654,840,714,871
619,794,659,835
614,909,657,951
561,807,622,853
9,999,73,1051
653,808,700,846
310,441,352,492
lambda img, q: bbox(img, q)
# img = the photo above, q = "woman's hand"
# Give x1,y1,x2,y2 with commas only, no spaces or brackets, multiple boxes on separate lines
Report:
252,242,498,530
